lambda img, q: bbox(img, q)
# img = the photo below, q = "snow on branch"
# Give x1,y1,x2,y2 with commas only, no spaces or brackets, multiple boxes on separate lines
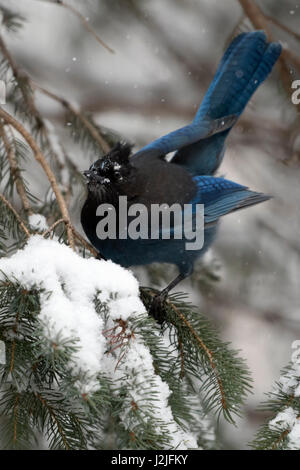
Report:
252,341,300,450
0,236,141,391
0,236,198,448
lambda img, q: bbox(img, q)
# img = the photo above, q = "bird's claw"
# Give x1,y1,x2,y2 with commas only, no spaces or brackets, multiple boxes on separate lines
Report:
149,293,168,325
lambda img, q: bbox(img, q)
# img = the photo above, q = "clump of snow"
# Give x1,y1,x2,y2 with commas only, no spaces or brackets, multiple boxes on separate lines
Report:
269,407,300,450
0,236,143,393
28,214,49,231
269,407,297,431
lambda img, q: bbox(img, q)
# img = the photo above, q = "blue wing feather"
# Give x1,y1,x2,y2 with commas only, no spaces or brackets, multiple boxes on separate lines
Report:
191,176,270,224
156,175,270,239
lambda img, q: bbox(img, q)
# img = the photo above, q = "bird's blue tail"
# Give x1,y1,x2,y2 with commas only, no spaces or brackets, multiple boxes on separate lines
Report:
195,31,281,121
172,31,282,175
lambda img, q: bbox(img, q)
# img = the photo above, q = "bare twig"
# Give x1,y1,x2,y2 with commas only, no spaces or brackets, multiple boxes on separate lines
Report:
282,47,300,72
71,227,102,259
38,0,114,54
42,218,64,238
266,15,300,43
0,124,33,216
0,108,75,249
42,214,103,259
0,192,30,238
61,2,115,54
238,0,271,33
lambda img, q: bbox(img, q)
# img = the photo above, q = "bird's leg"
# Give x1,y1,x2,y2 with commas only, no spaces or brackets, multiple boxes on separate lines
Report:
150,272,186,324
159,273,186,298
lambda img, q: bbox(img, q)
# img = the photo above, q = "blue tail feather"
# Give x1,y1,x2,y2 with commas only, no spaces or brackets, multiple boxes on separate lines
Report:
207,32,248,87
218,41,282,118
171,32,281,175
195,31,270,121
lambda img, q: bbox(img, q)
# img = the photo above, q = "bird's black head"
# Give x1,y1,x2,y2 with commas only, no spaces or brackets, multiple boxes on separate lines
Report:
83,142,133,195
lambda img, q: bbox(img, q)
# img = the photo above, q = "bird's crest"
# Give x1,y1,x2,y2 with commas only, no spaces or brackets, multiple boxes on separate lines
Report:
84,141,134,189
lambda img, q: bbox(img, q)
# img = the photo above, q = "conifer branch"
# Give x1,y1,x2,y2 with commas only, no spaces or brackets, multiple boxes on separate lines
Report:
42,218,102,259
0,124,33,216
35,393,70,450
70,227,101,258
250,342,300,450
0,108,75,249
32,83,111,154
0,32,73,186
178,337,185,379
167,300,227,411
0,35,38,121
0,6,25,33
0,30,112,256
140,287,251,424
13,394,20,443
271,428,290,450
0,192,30,238
9,311,19,374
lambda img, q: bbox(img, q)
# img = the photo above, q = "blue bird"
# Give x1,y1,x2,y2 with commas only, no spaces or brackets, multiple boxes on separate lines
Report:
81,31,281,317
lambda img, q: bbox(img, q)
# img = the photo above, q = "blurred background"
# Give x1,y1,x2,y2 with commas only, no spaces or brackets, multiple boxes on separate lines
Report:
1,0,300,449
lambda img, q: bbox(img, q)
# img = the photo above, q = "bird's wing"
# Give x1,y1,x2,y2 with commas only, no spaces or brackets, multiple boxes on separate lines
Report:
191,175,270,224
131,114,237,160
148,175,270,242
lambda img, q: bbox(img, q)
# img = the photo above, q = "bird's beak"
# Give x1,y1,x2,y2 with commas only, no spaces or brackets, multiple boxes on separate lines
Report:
83,170,108,187
83,170,91,179
83,170,99,182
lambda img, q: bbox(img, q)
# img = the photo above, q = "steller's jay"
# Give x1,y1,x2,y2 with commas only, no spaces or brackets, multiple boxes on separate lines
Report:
81,31,282,317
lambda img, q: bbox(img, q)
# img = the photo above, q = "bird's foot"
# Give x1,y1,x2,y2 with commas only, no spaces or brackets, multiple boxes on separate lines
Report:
149,292,168,325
